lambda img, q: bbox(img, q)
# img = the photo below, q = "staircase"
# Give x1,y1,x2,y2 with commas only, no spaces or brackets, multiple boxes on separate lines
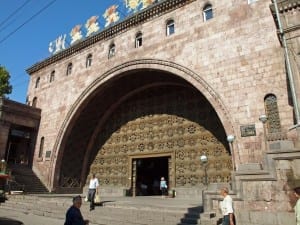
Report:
0,195,209,225
8,164,48,194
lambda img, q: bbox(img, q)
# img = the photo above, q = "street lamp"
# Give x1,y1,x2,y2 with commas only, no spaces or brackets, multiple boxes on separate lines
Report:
200,153,208,186
227,135,236,171
259,114,268,152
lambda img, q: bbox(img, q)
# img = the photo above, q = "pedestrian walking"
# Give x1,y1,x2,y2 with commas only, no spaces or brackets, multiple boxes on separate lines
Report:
219,187,235,225
294,187,300,225
87,174,99,211
160,177,168,198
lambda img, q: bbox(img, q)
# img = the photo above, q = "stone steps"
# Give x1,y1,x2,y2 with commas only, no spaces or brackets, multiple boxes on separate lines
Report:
0,195,205,225
8,164,48,193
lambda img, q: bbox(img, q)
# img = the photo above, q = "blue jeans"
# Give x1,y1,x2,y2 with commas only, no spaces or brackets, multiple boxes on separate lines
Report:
222,215,230,225
222,214,236,225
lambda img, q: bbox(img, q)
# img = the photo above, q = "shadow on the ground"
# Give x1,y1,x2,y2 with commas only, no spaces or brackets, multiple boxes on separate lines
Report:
95,200,115,206
0,217,24,225
177,205,203,225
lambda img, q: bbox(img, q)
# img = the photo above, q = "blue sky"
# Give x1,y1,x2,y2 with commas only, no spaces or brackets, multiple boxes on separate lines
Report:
0,0,134,103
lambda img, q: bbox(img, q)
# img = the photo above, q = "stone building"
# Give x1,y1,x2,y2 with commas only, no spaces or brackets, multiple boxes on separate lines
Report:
23,0,300,224
0,97,40,167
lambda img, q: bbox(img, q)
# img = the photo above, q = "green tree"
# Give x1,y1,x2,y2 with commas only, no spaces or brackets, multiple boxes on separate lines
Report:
0,65,12,97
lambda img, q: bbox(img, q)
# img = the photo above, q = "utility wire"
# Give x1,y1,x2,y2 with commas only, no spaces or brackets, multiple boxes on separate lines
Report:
0,0,58,45
0,0,32,29
0,16,20,34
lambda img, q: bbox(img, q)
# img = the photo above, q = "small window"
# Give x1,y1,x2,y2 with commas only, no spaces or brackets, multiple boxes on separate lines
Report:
135,32,143,48
66,63,72,75
50,70,55,82
35,77,40,88
108,43,116,58
32,97,37,108
86,54,92,67
166,19,175,36
203,4,213,21
38,137,44,158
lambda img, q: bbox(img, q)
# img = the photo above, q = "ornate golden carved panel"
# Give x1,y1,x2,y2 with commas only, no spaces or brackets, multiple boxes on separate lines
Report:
88,88,232,187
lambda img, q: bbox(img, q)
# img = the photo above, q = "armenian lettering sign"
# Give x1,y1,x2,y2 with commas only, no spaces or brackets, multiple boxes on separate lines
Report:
49,0,161,55
240,124,256,137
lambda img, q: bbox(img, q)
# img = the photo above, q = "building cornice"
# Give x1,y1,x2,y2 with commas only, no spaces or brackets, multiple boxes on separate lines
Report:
0,97,41,120
270,0,300,14
26,0,196,75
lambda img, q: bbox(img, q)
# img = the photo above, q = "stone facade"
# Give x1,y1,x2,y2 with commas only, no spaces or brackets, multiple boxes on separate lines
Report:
0,97,40,166
25,0,300,224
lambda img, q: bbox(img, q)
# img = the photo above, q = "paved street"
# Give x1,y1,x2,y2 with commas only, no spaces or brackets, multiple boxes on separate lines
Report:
0,208,99,225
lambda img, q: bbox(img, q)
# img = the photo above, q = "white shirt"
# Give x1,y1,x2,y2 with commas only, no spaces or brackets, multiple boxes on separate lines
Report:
295,199,300,225
220,195,234,216
89,178,99,189
160,180,167,189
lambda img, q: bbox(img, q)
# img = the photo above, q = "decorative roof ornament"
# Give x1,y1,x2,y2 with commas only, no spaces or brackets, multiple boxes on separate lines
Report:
85,15,100,37
103,5,120,27
48,0,161,54
70,25,83,45
49,34,66,54
125,0,156,12
141,0,156,9
125,0,142,13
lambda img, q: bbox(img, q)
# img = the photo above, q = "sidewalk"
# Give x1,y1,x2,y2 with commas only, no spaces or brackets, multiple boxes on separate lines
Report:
0,208,98,225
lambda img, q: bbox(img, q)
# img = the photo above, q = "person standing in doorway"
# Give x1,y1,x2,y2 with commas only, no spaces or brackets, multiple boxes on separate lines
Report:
64,195,89,225
88,174,99,211
219,187,235,225
294,187,300,225
160,177,168,198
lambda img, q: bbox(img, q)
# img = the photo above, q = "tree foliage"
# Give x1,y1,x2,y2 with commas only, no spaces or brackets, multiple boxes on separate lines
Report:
0,65,12,97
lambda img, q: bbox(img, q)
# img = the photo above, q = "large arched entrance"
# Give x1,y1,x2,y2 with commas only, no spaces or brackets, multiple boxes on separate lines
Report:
55,68,233,196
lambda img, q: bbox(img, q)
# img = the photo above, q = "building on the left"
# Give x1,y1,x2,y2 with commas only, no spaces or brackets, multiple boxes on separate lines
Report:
0,97,40,173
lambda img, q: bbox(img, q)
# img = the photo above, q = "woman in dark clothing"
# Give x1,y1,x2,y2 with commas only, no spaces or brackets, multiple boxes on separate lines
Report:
64,195,89,225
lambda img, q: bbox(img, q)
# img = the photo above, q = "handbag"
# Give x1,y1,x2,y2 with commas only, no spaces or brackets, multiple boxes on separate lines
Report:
94,194,101,204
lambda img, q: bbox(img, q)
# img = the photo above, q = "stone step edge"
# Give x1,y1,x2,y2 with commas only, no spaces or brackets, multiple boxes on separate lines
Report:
4,198,194,213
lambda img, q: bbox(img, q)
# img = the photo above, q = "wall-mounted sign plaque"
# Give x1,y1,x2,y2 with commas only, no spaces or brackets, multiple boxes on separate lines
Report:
240,124,256,137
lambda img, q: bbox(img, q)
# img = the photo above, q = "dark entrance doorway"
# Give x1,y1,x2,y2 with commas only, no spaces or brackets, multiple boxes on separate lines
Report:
135,156,169,196
6,129,31,166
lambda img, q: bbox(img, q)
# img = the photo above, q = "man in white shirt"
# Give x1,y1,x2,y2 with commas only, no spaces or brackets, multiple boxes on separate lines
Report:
219,187,235,225
294,187,300,225
88,174,99,211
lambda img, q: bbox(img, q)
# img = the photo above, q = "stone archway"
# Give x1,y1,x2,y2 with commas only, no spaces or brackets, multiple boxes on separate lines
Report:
50,60,235,193
85,85,232,196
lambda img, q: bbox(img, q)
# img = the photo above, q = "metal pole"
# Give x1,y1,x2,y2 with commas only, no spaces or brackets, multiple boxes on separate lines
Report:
273,0,300,125
204,164,208,186
263,123,268,152
6,142,11,163
230,142,236,171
